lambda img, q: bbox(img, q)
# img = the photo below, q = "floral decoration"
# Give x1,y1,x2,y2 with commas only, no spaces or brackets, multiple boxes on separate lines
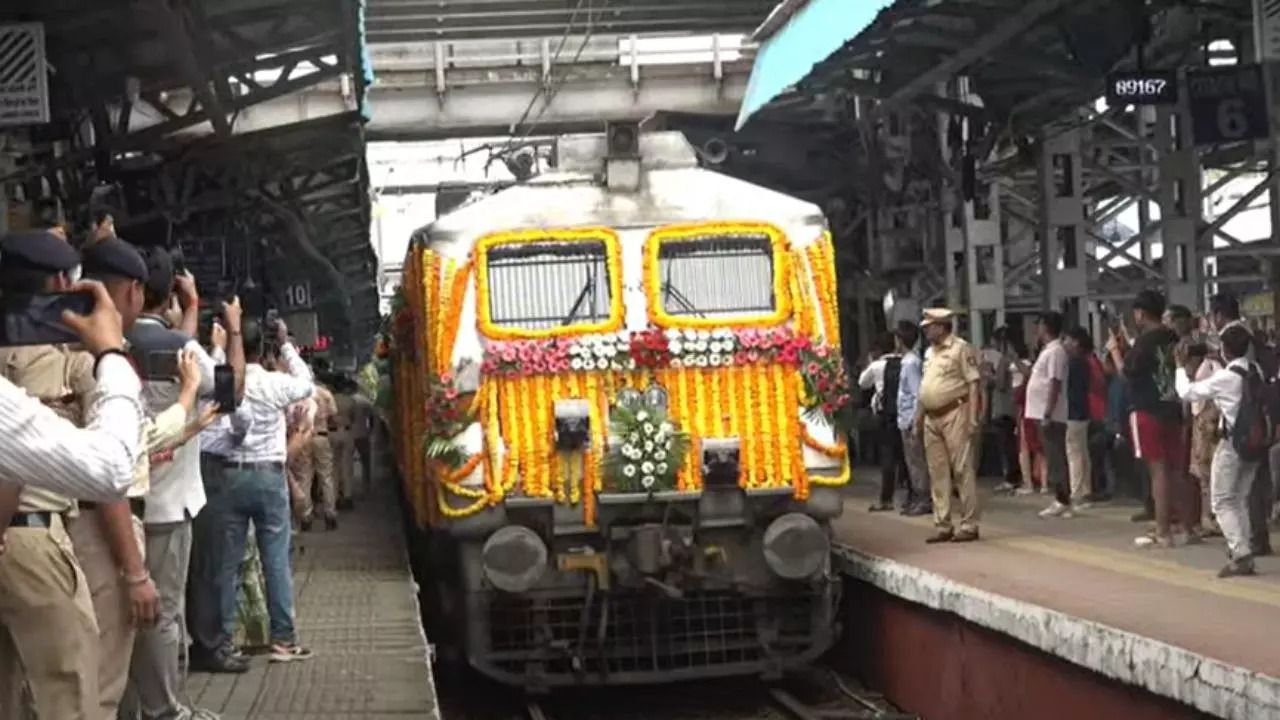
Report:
796,343,855,436
421,372,475,468
481,326,822,378
602,400,691,494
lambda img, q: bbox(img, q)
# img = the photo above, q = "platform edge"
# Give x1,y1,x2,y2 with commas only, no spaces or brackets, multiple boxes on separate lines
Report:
832,543,1280,720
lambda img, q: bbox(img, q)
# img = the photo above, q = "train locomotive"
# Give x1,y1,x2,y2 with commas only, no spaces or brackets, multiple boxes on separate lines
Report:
387,126,850,690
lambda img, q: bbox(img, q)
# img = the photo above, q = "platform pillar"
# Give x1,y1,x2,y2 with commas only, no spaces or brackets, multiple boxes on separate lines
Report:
1154,102,1204,310
1037,128,1090,328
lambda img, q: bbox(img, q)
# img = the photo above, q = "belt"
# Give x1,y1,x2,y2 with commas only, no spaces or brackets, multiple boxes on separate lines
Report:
223,460,285,472
80,497,147,520
315,432,329,437
924,397,967,418
8,512,59,529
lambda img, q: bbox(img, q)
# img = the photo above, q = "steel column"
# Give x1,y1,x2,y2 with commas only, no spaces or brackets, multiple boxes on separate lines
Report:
1037,127,1089,328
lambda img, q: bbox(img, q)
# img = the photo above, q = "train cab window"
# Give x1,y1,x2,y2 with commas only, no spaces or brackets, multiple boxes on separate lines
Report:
483,239,614,332
656,234,776,318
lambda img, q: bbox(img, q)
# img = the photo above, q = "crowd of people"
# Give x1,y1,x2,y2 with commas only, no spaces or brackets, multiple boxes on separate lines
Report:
858,291,1277,578
0,218,378,720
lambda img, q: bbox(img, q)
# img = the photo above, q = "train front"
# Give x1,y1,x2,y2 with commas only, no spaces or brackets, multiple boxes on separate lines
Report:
389,129,851,689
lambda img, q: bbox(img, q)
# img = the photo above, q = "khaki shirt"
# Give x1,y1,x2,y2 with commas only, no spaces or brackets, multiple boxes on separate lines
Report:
919,334,981,412
0,345,94,513
313,385,337,434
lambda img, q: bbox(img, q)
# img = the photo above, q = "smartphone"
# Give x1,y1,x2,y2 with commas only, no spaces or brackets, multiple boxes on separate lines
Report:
0,292,94,347
139,350,181,380
213,364,236,413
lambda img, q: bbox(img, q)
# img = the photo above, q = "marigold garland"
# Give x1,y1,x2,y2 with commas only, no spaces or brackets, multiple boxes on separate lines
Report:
643,222,794,330
805,233,841,348
474,227,625,340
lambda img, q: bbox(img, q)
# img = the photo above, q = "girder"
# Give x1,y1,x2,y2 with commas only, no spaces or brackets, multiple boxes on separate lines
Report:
364,0,777,43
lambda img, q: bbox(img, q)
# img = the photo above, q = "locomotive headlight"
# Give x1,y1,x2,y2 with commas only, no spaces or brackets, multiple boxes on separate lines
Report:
482,526,548,593
553,399,591,451
700,437,741,490
762,513,829,581
642,382,669,410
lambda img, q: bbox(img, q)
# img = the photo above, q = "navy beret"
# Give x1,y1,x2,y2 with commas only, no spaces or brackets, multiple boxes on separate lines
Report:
0,230,81,273
81,236,149,283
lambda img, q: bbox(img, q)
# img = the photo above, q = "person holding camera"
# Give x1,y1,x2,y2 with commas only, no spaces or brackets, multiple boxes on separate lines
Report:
218,317,316,663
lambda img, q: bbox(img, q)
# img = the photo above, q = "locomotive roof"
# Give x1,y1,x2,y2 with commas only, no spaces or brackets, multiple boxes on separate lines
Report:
411,132,827,258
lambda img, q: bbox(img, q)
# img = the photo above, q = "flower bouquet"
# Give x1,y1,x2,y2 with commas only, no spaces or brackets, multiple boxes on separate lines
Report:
601,401,690,494
797,344,855,436
422,372,475,468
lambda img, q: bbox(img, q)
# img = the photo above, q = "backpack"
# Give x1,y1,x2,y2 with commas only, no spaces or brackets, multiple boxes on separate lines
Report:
1228,364,1274,462
879,355,902,419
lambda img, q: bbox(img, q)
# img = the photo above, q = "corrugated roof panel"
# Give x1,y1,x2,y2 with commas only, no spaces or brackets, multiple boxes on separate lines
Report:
735,0,894,130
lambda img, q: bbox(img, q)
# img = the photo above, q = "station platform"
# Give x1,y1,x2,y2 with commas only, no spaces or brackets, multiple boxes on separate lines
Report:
832,472,1280,720
186,475,439,720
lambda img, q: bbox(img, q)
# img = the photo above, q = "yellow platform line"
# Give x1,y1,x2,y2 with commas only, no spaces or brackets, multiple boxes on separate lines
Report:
852,511,1280,609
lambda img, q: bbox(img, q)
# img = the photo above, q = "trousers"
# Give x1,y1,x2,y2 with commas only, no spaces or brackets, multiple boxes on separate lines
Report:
1210,441,1258,561
922,404,979,531
220,467,298,645
299,436,336,520
1040,421,1070,506
0,515,100,720
188,455,229,653
354,436,374,496
876,418,906,505
67,510,145,720
1065,420,1092,503
119,520,192,720
900,426,930,507
331,431,355,500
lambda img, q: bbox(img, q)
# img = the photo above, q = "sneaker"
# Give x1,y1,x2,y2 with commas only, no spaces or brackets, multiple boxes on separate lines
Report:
1039,501,1072,519
300,518,313,533
269,643,315,663
1014,486,1035,496
1134,533,1174,549
1074,501,1093,511
189,645,249,674
868,503,893,513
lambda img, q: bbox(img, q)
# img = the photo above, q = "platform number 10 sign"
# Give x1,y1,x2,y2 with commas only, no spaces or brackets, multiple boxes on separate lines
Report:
283,281,313,309
1187,64,1269,147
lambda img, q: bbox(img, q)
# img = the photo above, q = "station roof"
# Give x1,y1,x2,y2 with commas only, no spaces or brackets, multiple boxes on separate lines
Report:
363,0,779,43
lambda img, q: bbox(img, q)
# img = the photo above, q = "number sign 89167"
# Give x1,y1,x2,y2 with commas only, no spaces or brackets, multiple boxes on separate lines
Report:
1115,77,1165,97
1105,70,1178,106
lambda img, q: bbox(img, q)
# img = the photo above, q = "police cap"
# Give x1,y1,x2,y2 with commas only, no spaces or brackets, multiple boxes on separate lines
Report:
81,236,149,283
0,230,81,274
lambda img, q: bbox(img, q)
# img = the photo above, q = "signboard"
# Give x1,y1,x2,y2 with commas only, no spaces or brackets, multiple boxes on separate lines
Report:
1187,64,1269,146
0,23,50,128
281,281,314,310
1105,70,1178,106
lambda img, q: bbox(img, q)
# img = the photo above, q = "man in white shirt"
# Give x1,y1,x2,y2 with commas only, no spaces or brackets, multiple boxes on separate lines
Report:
1024,311,1073,518
1176,326,1261,578
859,333,906,511
219,318,316,662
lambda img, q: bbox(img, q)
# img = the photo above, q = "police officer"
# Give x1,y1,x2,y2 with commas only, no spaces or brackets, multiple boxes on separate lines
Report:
917,308,984,543
304,371,340,530
331,376,357,508
0,230,102,719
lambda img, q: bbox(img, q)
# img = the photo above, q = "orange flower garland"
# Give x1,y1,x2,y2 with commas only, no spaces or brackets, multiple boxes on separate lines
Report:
805,233,841,348
643,222,794,330
474,227,624,340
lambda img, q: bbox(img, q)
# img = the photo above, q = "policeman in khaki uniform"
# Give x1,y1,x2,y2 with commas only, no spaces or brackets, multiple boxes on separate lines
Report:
916,308,984,543
300,373,339,530
330,377,357,508
0,232,103,719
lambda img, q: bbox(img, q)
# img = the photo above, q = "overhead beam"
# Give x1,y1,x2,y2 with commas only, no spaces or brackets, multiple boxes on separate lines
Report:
148,0,232,137
867,0,1075,123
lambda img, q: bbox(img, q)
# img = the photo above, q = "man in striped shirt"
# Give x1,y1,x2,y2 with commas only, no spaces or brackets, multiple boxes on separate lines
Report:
219,318,316,662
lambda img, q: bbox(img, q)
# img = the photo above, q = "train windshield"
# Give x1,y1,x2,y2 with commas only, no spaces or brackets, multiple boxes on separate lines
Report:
485,240,613,331
657,234,776,319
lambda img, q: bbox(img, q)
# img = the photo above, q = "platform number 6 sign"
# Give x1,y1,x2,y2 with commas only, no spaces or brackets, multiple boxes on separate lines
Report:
1188,64,1268,147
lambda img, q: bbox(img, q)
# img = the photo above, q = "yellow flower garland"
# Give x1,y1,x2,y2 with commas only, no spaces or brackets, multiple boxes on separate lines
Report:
805,233,840,348
474,227,625,340
643,221,794,330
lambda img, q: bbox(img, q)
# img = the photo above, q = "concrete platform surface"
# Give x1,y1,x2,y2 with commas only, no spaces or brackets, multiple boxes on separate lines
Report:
833,472,1280,720
186,480,439,720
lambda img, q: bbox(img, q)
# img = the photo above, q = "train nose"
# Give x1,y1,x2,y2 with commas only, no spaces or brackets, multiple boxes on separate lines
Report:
762,513,829,581
482,526,548,593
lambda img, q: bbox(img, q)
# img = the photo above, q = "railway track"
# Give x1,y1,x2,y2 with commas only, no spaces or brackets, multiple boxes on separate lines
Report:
500,668,919,720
